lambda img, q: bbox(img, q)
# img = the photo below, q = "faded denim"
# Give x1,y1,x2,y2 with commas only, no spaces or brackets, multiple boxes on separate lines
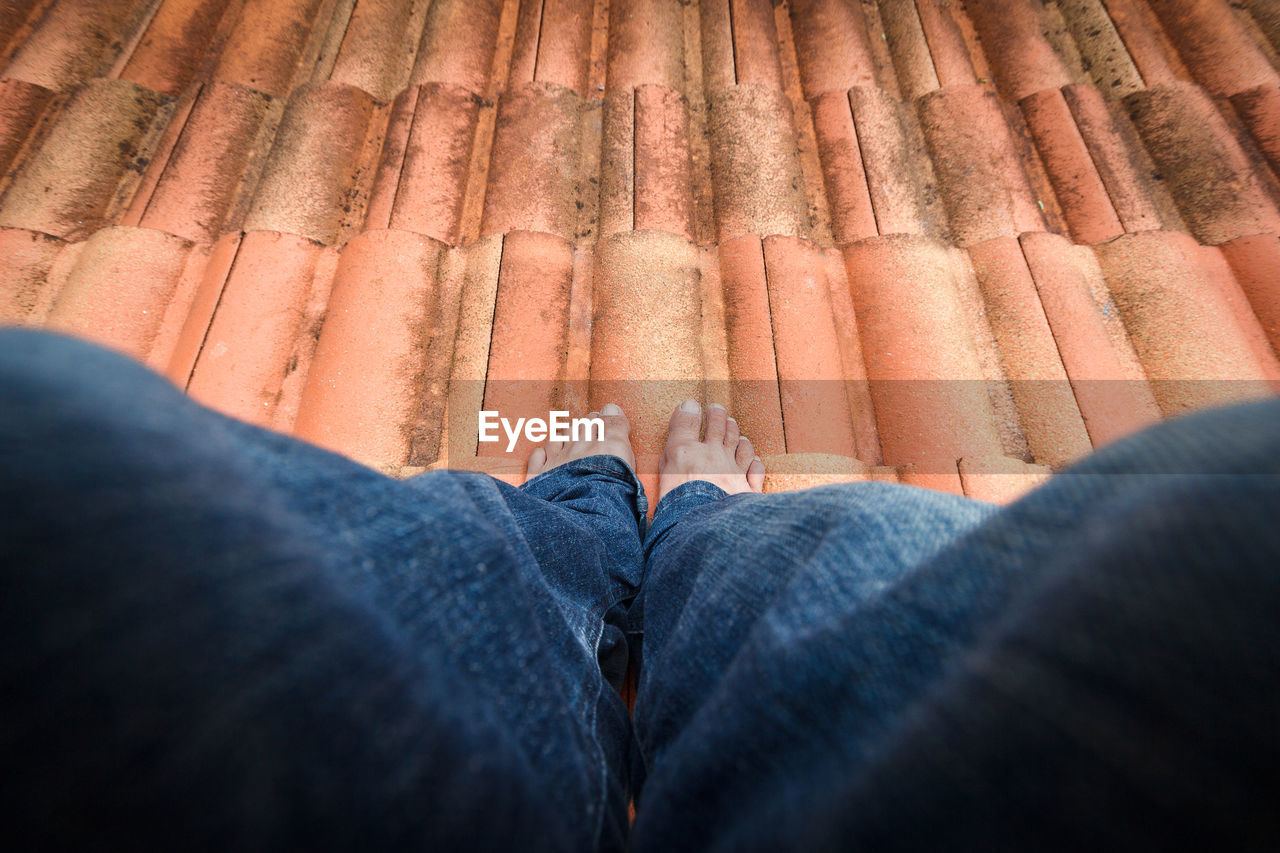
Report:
2,329,1278,850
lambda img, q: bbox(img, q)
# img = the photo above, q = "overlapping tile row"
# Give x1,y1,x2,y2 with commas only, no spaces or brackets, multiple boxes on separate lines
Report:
4,0,1280,251
0,0,511,100
0,0,518,245
5,217,1277,500
3,0,1280,504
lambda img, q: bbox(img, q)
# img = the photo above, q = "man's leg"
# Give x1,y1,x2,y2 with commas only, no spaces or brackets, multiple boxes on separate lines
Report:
0,329,644,850
631,398,1280,851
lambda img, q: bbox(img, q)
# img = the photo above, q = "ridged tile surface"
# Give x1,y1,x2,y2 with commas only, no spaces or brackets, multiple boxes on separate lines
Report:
2,0,1279,501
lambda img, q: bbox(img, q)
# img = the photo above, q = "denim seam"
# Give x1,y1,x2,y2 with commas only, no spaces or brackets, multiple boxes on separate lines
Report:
584,581,637,851
586,616,608,851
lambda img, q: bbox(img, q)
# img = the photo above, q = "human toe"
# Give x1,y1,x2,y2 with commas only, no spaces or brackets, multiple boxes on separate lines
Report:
527,446,548,477
668,398,702,443
704,403,728,443
724,415,739,448
600,402,630,437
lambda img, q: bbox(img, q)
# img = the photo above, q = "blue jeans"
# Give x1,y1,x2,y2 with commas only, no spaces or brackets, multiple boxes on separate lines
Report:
2,329,1277,849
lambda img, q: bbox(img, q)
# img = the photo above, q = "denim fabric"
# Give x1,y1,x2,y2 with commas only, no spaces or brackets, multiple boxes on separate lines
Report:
632,402,1280,851
0,330,642,850
2,328,1279,849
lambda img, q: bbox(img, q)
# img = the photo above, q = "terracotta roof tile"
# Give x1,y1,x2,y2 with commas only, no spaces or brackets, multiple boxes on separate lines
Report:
1221,232,1280,355
1231,83,1280,178
1019,230,1162,446
185,230,334,427
912,0,977,89
821,243,880,464
0,224,63,322
1195,239,1280,384
726,0,785,90
697,0,733,92
119,0,237,96
1125,81,1280,244
810,89,875,243
591,230,702,455
211,0,332,99
161,228,239,384
327,0,431,102
846,85,946,238
0,1,44,54
597,88,636,236
775,18,834,247
294,229,445,470
1094,230,1280,413
633,84,695,237
242,82,386,244
1238,0,1280,57
707,83,807,239
1022,86,1125,244
957,455,1052,504
844,234,1004,467
481,229,574,458
366,82,481,244
1056,0,1144,99
481,81,583,240
2,0,1279,489
756,452,865,492
969,236,1094,467
3,0,155,91
41,224,199,363
1060,82,1184,233
879,0,941,99
130,81,278,243
898,462,965,497
606,0,685,93
0,76,52,173
0,79,174,240
600,84,696,239
966,0,1077,102
1097,0,1189,87
719,233,785,454
919,84,1045,245
1145,0,1279,98
510,0,594,96
787,0,877,97
410,0,510,93
763,233,858,456
441,232,503,461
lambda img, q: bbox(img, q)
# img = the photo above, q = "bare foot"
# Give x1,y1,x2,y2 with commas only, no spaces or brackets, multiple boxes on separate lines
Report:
526,402,636,479
657,399,766,503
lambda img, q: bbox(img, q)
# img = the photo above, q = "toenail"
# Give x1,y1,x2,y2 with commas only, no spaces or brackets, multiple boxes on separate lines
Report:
708,402,725,411
680,398,700,413
602,402,622,415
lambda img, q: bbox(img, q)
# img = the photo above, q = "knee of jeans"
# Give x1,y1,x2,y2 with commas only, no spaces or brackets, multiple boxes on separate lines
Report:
0,328,183,434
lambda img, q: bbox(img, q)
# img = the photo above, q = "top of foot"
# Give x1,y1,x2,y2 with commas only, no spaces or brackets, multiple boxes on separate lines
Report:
526,402,636,479
657,399,765,504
